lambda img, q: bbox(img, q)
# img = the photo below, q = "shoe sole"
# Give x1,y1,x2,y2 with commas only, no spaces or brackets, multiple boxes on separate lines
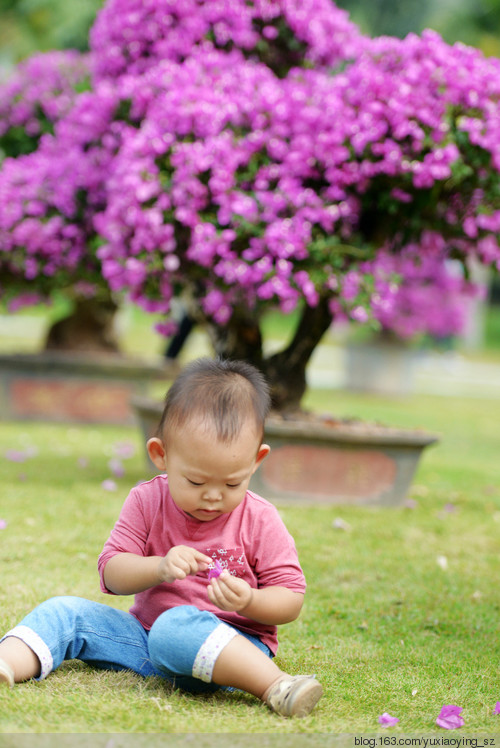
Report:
289,679,323,717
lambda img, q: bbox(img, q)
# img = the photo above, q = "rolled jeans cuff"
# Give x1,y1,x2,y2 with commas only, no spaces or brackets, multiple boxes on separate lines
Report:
192,623,238,683
1,625,53,680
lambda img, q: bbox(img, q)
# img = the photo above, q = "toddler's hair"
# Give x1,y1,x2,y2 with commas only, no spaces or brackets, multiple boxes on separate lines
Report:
158,357,271,443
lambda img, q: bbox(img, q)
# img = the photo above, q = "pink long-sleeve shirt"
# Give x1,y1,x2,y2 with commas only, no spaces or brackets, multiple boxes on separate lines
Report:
98,474,306,654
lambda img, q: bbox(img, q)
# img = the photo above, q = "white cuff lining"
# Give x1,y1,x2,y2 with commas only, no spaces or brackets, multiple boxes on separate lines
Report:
1,625,53,680
192,623,238,683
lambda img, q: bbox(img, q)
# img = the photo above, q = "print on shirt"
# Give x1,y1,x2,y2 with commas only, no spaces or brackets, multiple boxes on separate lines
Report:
204,547,247,578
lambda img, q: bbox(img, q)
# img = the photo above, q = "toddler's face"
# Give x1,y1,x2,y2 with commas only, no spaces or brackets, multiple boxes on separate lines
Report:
163,418,269,522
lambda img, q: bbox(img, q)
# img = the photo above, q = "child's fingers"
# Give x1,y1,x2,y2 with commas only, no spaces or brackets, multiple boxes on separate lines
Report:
206,582,226,609
174,548,211,575
208,572,251,611
192,550,213,568
162,546,212,582
214,570,237,591
207,575,236,607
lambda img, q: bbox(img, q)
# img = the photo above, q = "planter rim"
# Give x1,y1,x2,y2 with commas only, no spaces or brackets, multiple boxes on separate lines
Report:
0,352,166,378
131,396,440,448
265,417,439,447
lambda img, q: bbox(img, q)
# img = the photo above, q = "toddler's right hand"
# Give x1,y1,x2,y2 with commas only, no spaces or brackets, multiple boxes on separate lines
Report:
158,545,212,584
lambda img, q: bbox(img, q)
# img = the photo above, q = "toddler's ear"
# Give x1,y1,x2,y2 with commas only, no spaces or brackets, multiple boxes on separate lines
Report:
253,443,270,473
146,437,167,471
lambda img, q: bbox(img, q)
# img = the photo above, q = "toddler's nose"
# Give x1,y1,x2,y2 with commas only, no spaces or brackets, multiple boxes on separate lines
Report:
203,488,222,501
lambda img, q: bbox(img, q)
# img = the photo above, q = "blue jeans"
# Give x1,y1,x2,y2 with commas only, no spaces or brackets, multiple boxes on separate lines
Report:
2,597,271,693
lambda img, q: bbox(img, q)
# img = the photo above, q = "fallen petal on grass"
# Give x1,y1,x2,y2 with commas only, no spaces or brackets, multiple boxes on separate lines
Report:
436,705,464,729
101,479,118,492
5,449,29,462
378,713,399,727
403,498,418,509
436,555,448,570
112,441,136,459
109,457,125,477
332,517,352,531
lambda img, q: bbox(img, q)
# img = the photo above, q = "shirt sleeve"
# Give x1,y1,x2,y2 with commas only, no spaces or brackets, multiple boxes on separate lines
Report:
247,497,306,594
97,485,151,594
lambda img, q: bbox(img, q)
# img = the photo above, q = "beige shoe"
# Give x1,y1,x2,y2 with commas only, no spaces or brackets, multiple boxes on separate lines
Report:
0,659,14,687
265,674,323,717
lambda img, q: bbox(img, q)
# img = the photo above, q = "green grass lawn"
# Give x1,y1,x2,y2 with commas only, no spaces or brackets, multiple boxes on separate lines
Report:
1,386,499,735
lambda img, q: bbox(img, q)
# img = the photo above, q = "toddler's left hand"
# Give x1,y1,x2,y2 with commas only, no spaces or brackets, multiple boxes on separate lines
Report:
207,570,253,613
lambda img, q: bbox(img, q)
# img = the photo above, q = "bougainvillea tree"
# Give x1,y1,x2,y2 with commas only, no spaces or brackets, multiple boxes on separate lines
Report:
0,50,91,160
0,0,363,358
0,49,122,346
1,0,499,409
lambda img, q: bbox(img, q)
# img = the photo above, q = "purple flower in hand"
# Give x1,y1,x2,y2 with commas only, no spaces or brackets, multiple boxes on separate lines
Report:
207,560,223,580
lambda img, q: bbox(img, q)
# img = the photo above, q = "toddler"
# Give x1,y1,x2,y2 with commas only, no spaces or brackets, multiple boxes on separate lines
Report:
0,357,322,717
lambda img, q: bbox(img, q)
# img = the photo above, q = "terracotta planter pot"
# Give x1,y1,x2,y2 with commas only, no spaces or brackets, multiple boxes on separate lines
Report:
131,395,439,507
0,352,166,425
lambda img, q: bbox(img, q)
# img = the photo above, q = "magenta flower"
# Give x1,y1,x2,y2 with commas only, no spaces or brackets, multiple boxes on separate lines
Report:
378,713,399,727
7,293,44,312
108,457,125,478
0,519,7,530
90,0,362,81
0,50,90,157
5,449,30,463
403,498,418,509
494,702,500,715
101,479,118,492
112,441,136,459
207,560,223,580
436,705,465,730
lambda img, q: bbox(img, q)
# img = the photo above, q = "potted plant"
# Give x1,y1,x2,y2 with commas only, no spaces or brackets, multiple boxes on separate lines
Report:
344,253,482,395
0,51,168,424
0,50,125,352
2,0,500,500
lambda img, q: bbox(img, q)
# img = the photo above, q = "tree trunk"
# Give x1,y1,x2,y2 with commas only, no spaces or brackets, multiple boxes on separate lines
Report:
206,310,264,369
45,295,120,354
262,297,333,413
206,298,333,414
